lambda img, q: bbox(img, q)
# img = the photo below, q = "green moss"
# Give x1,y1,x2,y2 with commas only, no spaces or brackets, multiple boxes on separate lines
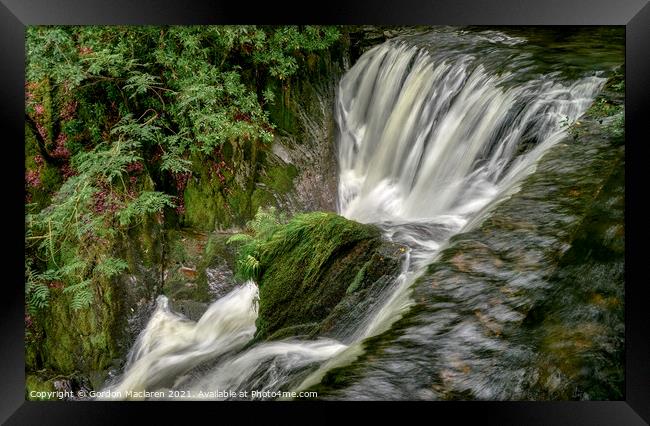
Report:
252,212,391,339
229,210,404,340
169,236,189,265
347,260,371,294
37,273,122,383
250,189,276,217
162,229,241,304
25,342,41,371
202,233,238,271
226,188,251,226
24,130,63,210
250,163,299,214
259,212,379,284
182,146,265,231
266,323,320,341
25,374,57,400
183,179,222,231
139,217,161,268
264,42,346,139
265,163,298,193
267,80,300,135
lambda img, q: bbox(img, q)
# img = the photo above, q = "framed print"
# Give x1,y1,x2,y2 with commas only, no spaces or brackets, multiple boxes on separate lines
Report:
3,0,649,424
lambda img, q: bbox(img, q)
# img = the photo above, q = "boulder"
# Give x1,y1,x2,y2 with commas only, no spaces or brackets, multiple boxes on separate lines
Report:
254,212,407,342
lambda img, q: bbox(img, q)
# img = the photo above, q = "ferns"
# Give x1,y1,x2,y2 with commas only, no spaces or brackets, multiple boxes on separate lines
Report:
225,233,254,244
95,257,129,278
25,261,52,312
248,206,287,239
227,208,380,328
25,253,131,312
227,206,287,281
240,254,261,279
26,117,176,311
25,25,343,313
160,150,193,174
117,191,175,226
29,283,51,310
63,279,93,310
123,72,163,99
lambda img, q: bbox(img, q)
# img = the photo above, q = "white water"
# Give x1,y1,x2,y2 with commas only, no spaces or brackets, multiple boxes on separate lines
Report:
337,41,602,225
99,281,259,399
101,30,605,400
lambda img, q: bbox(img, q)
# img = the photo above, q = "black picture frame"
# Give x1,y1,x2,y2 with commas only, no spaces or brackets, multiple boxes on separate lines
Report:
3,0,649,424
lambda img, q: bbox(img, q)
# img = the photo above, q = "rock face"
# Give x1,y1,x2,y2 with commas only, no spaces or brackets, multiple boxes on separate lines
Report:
25,216,167,398
179,26,416,230
181,31,351,231
165,229,240,321
253,212,407,342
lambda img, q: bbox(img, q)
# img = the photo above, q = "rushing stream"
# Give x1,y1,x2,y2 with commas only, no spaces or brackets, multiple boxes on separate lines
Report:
99,27,623,400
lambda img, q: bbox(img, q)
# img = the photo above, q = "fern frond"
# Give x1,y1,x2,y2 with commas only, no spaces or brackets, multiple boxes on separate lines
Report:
95,257,129,278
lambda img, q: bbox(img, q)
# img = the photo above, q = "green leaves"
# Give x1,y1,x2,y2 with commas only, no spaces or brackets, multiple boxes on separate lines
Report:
25,25,342,312
251,26,342,80
83,49,136,78
160,151,193,174
26,27,83,86
95,257,129,278
123,72,162,98
26,117,175,311
227,206,287,281
174,68,276,152
29,283,51,310
262,87,276,105
110,114,159,146
117,191,175,226
25,261,54,312
226,233,254,245
63,279,94,310
25,250,130,312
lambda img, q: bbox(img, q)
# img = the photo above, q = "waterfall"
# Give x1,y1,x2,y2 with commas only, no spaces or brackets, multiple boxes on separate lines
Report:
324,37,604,344
337,41,603,224
101,29,607,400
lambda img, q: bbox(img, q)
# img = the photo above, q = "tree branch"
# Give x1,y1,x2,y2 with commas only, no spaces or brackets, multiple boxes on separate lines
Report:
25,113,64,166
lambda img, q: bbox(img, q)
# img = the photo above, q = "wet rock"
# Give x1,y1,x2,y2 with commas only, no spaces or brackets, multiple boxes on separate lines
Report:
253,212,407,341
170,299,210,322
205,261,237,299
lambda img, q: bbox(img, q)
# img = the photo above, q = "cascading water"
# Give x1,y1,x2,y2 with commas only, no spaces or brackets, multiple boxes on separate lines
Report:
100,28,612,400
98,281,259,399
337,42,602,224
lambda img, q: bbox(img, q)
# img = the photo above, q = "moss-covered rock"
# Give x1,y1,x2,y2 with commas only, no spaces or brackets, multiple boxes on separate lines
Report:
26,210,167,393
253,212,406,341
162,228,210,302
182,144,266,231
25,374,57,400
33,272,124,391
182,154,236,231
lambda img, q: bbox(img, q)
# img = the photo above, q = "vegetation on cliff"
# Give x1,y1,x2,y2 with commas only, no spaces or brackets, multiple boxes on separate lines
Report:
24,25,344,395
